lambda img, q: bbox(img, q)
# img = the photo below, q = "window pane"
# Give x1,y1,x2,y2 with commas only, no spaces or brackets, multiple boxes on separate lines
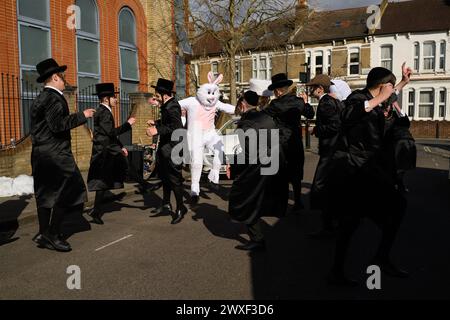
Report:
414,58,419,71
415,43,420,56
120,48,139,80
315,55,323,65
350,65,359,75
381,46,392,59
119,9,136,45
440,90,446,103
260,70,267,80
424,58,434,70
423,43,435,56
419,106,433,118
21,70,40,90
78,76,99,92
18,0,48,22
20,25,50,66
212,63,218,73
420,91,433,103
409,91,414,103
77,38,99,74
260,58,267,69
120,80,138,94
76,0,98,35
381,60,392,71
350,53,359,63
315,67,323,75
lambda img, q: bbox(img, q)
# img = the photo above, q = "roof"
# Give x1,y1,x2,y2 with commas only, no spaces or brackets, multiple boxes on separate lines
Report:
192,0,450,57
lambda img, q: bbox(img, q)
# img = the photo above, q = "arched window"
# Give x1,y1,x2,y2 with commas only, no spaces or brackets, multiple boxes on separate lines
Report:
17,0,51,85
76,0,100,92
439,40,446,71
119,7,139,94
413,42,420,71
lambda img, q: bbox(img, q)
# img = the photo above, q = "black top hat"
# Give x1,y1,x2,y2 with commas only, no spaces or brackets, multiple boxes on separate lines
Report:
151,78,175,94
93,83,120,98
268,73,294,91
36,58,67,83
244,90,259,107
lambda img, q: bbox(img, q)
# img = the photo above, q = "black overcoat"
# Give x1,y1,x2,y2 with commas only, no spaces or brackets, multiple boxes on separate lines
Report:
310,94,342,210
87,104,131,191
228,109,289,224
155,97,184,187
265,94,315,181
30,87,88,209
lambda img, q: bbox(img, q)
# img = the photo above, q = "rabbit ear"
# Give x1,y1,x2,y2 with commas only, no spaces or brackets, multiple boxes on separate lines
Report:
207,72,214,84
213,74,223,85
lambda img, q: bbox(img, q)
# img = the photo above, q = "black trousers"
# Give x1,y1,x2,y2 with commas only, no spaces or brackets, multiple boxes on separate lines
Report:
158,151,184,210
37,206,65,235
247,218,265,242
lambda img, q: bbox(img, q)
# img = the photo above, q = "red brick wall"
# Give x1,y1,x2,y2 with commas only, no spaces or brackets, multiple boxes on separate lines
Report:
410,121,450,139
0,0,148,142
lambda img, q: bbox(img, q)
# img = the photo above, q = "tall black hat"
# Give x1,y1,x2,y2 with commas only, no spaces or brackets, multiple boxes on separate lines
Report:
268,73,294,91
93,83,120,98
36,58,67,83
151,78,176,94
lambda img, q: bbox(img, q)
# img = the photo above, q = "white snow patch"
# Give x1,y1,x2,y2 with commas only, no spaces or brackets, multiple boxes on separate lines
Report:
0,175,34,197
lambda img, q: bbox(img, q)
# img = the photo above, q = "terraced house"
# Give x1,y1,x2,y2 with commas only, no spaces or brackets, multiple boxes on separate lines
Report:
190,0,450,138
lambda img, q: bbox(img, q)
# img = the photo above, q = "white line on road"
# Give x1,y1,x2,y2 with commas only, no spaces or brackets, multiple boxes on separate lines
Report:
424,146,432,153
95,234,134,252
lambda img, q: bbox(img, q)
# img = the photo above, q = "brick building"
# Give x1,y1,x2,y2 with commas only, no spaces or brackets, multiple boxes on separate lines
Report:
0,0,189,148
189,0,450,138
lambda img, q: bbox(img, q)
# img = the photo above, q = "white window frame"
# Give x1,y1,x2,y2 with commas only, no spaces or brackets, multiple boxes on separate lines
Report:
380,45,393,71
413,42,420,72
314,51,323,76
119,7,139,82
327,50,332,75
348,48,360,76
407,89,415,118
423,41,436,71
211,61,219,78
438,88,446,118
76,0,101,91
251,53,272,80
418,89,435,119
439,40,446,71
235,60,241,83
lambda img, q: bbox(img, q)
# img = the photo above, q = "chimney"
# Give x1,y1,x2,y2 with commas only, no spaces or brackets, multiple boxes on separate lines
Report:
296,0,310,28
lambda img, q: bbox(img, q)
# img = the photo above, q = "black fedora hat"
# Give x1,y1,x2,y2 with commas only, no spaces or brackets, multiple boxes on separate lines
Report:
93,83,120,98
151,78,176,94
36,58,67,83
268,73,294,91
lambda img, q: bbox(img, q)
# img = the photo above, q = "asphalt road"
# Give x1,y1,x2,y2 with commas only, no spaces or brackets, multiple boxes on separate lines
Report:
0,144,449,300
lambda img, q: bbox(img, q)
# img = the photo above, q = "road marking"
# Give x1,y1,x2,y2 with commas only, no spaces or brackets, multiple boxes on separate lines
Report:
95,234,133,252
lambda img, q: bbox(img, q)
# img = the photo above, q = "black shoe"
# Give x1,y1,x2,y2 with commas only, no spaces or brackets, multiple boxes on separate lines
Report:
171,206,187,225
372,258,410,278
89,210,104,225
235,240,266,251
190,195,200,206
327,270,358,287
147,182,163,192
41,233,72,252
208,181,220,192
32,233,52,249
151,204,172,215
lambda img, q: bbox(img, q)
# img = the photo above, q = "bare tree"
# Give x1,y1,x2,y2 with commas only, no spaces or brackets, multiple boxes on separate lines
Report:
187,0,297,105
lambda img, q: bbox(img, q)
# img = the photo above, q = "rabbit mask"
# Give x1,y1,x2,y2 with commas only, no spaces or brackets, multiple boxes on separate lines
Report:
197,72,223,110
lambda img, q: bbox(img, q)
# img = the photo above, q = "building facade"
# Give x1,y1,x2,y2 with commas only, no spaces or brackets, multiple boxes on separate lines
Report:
189,0,450,138
0,0,184,148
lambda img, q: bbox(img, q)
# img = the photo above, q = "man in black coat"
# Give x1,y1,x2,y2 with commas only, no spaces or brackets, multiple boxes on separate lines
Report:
265,73,315,213
30,58,95,252
147,78,187,224
228,91,288,251
304,74,342,237
327,66,412,286
87,83,136,225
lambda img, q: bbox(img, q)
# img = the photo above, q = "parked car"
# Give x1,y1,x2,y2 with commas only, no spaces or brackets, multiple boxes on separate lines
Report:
203,116,241,175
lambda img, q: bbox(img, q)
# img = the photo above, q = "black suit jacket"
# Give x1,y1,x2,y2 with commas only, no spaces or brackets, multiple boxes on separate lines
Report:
314,94,342,157
155,97,184,158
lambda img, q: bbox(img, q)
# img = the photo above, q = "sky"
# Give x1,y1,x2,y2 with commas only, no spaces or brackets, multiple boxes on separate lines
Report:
309,0,411,11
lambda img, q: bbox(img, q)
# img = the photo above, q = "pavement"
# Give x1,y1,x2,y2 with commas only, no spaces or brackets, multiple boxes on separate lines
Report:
0,138,449,299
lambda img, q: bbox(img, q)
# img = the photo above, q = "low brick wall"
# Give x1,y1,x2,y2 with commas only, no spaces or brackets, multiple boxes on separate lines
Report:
410,121,450,139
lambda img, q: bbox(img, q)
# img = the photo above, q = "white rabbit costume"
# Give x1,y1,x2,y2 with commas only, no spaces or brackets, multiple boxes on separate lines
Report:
179,72,235,196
